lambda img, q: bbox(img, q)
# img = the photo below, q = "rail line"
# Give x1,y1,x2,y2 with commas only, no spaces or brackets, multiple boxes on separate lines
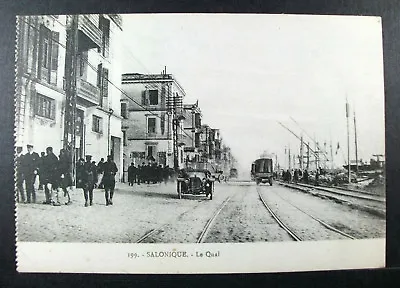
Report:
295,183,385,203
256,188,302,241
135,199,208,243
270,189,357,240
196,196,232,243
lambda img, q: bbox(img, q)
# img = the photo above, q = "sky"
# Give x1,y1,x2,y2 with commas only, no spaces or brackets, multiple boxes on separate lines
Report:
119,14,385,174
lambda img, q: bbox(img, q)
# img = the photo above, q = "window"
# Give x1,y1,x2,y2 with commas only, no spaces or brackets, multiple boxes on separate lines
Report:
38,24,59,85
147,146,154,158
147,118,156,134
195,113,201,128
121,102,127,118
92,115,103,133
79,51,88,77
35,93,55,119
195,133,200,148
123,131,127,146
149,90,158,105
97,64,109,107
99,16,110,58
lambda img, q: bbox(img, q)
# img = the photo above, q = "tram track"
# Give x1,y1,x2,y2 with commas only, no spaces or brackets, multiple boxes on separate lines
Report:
196,196,232,243
277,181,385,218
268,189,357,240
135,199,209,243
256,187,302,241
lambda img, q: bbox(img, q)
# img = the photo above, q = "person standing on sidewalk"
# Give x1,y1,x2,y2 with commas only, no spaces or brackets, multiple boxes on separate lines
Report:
58,148,72,205
15,146,25,203
43,147,61,206
22,144,39,203
103,155,118,206
37,152,45,191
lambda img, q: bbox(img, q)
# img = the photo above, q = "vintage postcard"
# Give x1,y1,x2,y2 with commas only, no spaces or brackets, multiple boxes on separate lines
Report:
15,13,385,273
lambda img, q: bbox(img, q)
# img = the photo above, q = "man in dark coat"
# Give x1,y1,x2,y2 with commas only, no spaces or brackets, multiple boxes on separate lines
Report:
58,149,73,205
103,155,118,206
15,146,25,203
22,144,40,203
81,155,97,207
42,146,61,206
127,162,135,186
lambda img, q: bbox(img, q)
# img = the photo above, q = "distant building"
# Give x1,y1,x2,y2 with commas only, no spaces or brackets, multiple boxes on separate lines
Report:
16,14,124,180
121,72,186,174
182,102,202,166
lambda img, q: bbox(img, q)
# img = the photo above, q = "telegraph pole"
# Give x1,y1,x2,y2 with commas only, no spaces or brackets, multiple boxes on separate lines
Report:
173,94,179,171
64,15,79,184
306,142,310,170
346,98,351,183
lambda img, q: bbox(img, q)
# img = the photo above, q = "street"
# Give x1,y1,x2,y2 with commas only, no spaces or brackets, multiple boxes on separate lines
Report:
16,181,385,243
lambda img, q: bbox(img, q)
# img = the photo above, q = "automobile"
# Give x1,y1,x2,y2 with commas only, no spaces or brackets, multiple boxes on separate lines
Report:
176,169,215,199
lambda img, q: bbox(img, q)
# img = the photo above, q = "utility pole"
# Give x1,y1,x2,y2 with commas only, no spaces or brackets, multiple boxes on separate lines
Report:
300,135,304,170
288,145,291,170
330,140,334,170
64,15,79,184
346,98,351,183
306,142,310,170
354,110,359,174
173,94,179,171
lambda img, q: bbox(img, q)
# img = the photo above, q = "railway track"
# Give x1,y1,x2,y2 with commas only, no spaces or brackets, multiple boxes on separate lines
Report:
136,196,233,243
295,183,385,203
269,189,357,240
135,199,208,243
196,197,232,243
277,181,385,218
257,186,357,240
256,187,302,241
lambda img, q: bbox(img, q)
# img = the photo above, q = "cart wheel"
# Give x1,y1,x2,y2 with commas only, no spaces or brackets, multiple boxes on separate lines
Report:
177,182,182,199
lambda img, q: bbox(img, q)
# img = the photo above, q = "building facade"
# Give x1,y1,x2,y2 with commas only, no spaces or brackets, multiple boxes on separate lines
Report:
182,102,202,166
121,73,186,176
16,14,124,180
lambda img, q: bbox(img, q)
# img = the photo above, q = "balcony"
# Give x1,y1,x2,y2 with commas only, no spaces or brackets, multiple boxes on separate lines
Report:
78,15,102,51
77,78,100,106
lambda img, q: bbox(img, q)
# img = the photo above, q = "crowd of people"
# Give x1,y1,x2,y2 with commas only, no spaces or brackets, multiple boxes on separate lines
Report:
15,144,118,207
127,162,175,185
278,167,324,185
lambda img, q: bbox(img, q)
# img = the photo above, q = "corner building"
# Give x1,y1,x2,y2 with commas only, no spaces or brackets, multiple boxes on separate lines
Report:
121,73,186,176
15,14,124,181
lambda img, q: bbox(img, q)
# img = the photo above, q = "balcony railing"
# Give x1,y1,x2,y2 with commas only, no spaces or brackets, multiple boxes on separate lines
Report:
77,78,100,106
78,15,102,50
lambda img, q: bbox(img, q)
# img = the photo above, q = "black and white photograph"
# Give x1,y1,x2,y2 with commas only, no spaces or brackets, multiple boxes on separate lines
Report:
15,13,385,274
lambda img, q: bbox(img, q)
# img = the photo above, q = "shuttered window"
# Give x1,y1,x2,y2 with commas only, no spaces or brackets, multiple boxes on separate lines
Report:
38,25,59,85
99,16,110,58
97,64,109,107
147,118,156,134
92,115,103,133
35,93,56,120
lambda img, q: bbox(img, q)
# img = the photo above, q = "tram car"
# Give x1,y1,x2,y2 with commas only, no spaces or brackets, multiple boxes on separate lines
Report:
176,168,215,199
251,158,274,185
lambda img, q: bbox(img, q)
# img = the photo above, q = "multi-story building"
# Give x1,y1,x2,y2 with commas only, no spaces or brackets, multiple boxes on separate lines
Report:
182,102,202,166
121,72,186,174
15,14,124,180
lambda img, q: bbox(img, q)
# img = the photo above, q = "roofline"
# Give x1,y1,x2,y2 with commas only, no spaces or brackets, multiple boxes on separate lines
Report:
122,73,186,96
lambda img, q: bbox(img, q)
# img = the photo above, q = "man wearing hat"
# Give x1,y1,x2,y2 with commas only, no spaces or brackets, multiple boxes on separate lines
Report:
15,146,25,203
42,146,61,206
81,155,97,207
22,144,39,203
103,155,118,206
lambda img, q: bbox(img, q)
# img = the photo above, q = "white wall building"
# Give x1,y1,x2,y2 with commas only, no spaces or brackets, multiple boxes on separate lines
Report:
121,73,186,178
16,14,124,180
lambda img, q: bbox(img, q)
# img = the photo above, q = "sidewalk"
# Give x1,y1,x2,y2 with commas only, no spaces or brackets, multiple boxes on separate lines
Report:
16,181,181,243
